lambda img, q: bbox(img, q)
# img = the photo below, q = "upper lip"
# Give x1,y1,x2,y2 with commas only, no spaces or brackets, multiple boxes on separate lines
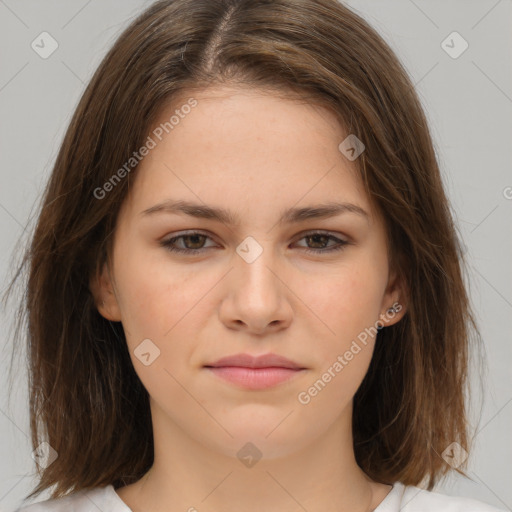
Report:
204,353,304,370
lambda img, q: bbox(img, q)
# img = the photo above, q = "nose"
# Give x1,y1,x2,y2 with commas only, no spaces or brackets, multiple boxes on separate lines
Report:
218,244,293,335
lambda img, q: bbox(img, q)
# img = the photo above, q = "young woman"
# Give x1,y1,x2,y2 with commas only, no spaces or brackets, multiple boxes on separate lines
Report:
7,0,506,511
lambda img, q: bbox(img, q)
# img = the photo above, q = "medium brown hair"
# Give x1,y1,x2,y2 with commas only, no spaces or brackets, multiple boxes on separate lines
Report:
4,0,485,501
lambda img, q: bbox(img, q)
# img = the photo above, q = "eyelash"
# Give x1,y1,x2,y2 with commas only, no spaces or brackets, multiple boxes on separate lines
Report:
160,230,349,255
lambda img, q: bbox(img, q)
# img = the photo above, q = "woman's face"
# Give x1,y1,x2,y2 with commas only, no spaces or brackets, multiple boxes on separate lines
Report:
94,85,406,459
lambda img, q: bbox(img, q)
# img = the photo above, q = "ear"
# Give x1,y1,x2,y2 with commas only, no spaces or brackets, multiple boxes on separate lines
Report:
89,262,122,322
378,266,408,328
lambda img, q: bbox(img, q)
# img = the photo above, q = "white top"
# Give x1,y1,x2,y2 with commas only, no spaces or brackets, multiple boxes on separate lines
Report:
15,481,508,512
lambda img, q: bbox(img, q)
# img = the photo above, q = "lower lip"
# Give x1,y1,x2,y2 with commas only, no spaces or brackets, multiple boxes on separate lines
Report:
205,366,304,390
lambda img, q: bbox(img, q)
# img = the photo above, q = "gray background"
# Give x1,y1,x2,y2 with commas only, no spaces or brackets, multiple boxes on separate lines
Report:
0,1,511,511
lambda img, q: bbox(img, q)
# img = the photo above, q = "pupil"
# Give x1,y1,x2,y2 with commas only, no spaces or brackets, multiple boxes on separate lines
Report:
182,234,329,250
308,234,327,248
185,235,205,249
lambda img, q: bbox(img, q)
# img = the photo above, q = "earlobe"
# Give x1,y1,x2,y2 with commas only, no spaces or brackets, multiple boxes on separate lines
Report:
379,269,408,328
376,299,407,330
385,300,406,324
89,262,122,322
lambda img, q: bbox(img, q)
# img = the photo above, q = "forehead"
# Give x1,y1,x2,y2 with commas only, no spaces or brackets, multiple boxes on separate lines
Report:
124,85,377,224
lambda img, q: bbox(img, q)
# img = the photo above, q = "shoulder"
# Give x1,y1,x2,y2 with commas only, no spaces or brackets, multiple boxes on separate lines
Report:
15,485,118,512
399,484,508,512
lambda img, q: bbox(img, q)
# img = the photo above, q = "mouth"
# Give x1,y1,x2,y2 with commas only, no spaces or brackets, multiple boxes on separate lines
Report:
203,352,307,390
203,366,306,390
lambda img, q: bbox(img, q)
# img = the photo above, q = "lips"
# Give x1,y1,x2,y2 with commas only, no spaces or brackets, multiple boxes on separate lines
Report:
204,352,304,370
203,353,306,390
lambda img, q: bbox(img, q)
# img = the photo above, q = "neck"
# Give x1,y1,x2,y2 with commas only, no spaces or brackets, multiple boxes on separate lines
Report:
117,399,391,512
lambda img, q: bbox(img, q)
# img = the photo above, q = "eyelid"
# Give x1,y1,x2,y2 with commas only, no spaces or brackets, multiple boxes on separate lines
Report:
161,229,348,244
293,228,348,241
160,229,350,255
161,229,218,247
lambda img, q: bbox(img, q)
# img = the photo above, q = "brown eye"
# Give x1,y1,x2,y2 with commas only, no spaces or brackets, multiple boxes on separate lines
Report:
160,230,349,256
304,233,330,249
294,231,349,254
161,232,215,254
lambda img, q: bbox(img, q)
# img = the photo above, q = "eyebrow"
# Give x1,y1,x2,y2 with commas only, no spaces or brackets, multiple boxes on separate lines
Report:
140,199,369,226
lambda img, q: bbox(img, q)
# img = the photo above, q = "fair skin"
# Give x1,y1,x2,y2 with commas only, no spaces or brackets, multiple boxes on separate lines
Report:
92,85,407,512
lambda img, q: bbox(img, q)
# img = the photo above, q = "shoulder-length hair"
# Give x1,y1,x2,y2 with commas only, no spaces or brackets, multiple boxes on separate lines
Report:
4,0,484,501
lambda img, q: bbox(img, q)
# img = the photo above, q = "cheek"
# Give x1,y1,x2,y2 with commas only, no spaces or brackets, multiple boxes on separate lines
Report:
111,251,203,402
302,263,384,341
300,349,374,416
111,245,220,379
112,240,196,338
297,273,380,414
296,261,385,395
